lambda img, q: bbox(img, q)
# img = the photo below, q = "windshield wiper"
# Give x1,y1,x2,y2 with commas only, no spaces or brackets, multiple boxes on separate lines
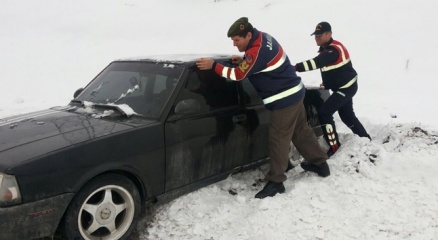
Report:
70,99,82,104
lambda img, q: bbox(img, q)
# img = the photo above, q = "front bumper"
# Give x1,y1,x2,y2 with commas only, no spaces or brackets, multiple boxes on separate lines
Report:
0,193,74,239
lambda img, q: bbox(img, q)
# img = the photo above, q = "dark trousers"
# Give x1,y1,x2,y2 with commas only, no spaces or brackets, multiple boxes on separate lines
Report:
266,99,327,183
318,82,370,152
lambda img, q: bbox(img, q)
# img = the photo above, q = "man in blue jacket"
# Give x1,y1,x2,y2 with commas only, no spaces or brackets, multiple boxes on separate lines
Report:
295,22,371,158
196,17,329,199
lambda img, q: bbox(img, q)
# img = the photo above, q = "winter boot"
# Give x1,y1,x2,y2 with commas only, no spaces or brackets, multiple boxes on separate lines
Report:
327,142,341,158
301,161,330,177
255,181,285,199
323,123,341,157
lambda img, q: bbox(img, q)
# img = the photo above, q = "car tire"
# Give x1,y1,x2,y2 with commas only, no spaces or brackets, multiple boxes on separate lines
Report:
59,174,141,240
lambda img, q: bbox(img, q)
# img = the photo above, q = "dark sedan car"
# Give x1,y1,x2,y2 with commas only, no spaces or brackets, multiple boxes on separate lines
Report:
0,55,329,239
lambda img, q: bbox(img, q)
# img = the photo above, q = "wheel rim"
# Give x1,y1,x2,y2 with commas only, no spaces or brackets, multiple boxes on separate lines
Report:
78,184,136,240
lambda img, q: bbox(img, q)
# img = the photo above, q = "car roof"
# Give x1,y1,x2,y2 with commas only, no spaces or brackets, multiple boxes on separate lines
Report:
116,54,233,65
115,53,231,65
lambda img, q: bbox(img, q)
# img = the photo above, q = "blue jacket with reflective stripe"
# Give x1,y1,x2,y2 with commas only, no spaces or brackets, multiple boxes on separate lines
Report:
215,29,304,110
295,38,357,90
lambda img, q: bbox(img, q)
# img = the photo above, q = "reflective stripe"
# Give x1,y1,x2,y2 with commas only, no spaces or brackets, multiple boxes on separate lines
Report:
321,43,350,72
336,91,346,97
257,50,287,73
229,68,236,80
325,124,337,146
221,67,228,78
321,59,350,72
303,61,310,71
221,66,238,81
221,52,284,80
310,59,317,69
263,82,304,104
221,45,286,80
300,59,317,72
339,76,358,89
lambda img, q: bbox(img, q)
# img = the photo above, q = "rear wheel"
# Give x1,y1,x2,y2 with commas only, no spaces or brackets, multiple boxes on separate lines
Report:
59,174,141,240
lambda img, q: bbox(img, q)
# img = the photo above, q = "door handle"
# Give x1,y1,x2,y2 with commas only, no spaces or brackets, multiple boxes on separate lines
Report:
233,114,247,123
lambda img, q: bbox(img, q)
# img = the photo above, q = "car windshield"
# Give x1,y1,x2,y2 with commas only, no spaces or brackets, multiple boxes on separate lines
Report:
74,61,184,118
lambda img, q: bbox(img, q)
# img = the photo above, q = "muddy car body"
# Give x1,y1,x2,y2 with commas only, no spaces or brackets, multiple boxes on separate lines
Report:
0,55,329,239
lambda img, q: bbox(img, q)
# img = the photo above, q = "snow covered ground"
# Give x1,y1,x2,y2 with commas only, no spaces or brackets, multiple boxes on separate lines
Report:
141,125,438,240
1,0,438,239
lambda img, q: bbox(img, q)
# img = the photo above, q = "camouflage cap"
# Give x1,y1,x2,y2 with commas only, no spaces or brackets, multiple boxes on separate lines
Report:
227,17,253,37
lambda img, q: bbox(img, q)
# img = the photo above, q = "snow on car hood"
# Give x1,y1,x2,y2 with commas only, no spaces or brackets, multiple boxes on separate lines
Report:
0,107,147,169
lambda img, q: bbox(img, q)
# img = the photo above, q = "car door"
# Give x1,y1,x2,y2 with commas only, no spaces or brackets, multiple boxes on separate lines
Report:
240,79,271,164
164,69,250,191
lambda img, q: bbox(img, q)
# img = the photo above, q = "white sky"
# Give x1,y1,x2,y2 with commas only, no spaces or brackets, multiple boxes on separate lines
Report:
1,0,438,239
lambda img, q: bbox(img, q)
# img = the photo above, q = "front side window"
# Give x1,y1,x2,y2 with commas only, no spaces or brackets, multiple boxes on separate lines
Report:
175,69,239,115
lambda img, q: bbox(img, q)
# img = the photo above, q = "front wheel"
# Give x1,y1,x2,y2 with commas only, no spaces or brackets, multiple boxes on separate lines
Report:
59,174,141,240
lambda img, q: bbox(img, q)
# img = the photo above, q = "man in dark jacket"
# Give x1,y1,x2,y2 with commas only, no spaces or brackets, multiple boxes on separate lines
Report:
295,22,371,158
196,17,329,199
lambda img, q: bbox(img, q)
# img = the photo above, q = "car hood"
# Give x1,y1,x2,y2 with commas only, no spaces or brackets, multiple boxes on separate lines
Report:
0,106,154,169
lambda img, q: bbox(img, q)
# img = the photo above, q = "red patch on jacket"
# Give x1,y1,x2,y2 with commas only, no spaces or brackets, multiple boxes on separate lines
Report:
245,53,253,64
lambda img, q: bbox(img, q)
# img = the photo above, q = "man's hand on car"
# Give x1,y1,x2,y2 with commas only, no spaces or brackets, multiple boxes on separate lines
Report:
231,55,243,64
196,58,214,70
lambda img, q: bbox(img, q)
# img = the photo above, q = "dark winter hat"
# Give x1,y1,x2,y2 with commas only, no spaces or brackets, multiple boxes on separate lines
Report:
311,22,332,36
227,17,253,37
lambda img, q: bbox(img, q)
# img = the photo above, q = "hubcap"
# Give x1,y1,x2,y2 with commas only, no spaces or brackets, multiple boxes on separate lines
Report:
96,203,116,225
78,185,135,239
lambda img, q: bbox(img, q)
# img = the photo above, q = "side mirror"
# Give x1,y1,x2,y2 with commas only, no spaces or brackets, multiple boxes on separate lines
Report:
174,99,201,115
73,88,84,98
